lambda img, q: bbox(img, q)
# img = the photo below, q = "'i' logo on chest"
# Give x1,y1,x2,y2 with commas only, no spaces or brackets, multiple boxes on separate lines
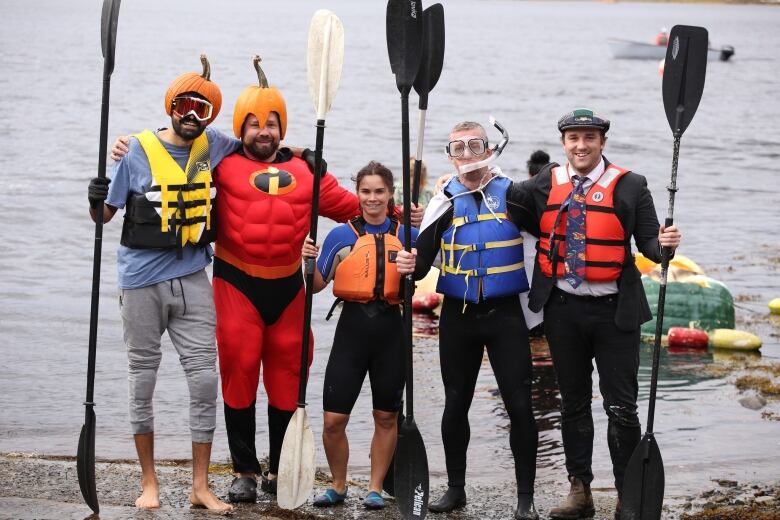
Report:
249,167,297,196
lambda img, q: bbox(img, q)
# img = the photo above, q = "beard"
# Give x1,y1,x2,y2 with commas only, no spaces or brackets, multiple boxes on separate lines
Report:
172,115,207,141
244,136,280,161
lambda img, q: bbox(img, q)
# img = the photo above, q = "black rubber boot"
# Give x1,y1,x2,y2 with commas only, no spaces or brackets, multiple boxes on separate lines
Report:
228,476,257,503
260,469,277,495
428,486,467,513
515,493,539,520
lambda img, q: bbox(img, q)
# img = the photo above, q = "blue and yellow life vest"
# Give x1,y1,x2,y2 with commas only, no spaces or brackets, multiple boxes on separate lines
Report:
120,130,216,254
436,175,529,304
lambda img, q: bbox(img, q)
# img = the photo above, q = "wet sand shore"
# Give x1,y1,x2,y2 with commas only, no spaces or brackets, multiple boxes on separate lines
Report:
1,453,779,520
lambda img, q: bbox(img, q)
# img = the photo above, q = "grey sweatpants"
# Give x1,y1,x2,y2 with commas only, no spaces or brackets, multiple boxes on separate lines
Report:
119,269,217,443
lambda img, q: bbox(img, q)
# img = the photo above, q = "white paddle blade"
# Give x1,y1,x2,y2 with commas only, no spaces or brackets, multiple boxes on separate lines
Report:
277,408,315,509
307,9,344,119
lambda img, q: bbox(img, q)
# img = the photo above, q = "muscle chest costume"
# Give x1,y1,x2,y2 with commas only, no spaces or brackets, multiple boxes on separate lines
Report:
211,151,358,411
437,175,530,303
121,130,216,253
537,164,629,282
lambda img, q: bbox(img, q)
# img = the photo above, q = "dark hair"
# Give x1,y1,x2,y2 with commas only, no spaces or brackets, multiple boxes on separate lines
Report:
353,161,396,215
526,149,550,177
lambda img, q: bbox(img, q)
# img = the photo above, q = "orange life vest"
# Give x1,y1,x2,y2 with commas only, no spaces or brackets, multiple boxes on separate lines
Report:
537,164,629,282
332,217,403,305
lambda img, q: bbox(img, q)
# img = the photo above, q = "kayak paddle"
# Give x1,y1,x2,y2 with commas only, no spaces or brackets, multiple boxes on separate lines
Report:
77,0,121,514
386,1,428,518
276,9,344,510
621,24,709,520
383,3,444,498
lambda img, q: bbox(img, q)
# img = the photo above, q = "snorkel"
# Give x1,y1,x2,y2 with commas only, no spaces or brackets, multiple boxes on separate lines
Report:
456,116,509,175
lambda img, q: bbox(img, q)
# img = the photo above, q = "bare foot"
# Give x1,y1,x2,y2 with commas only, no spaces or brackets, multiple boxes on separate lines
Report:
190,487,234,512
135,477,160,509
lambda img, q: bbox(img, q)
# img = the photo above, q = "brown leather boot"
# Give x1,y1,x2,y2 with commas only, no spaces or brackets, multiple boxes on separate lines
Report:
549,476,596,519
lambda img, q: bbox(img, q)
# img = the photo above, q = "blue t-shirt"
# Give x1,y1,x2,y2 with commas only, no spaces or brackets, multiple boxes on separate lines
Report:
106,126,240,289
317,217,418,283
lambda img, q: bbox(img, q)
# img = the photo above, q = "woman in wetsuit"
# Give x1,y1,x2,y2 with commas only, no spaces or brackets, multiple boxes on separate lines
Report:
302,161,417,510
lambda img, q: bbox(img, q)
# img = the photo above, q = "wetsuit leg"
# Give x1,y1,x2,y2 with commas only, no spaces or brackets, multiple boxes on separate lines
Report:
367,306,405,413
214,277,264,474
482,298,538,495
322,302,371,415
165,271,218,443
438,298,488,488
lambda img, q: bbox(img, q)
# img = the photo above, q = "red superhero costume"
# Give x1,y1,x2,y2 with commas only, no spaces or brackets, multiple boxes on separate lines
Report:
213,148,358,476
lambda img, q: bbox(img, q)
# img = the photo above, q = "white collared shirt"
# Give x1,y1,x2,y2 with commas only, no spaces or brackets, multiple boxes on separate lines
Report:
555,157,620,296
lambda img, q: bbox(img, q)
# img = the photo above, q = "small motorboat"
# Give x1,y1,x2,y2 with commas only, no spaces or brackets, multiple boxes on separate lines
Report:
607,37,734,61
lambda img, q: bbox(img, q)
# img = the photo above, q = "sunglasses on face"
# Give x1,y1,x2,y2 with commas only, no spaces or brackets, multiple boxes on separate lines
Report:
446,138,488,158
171,96,213,121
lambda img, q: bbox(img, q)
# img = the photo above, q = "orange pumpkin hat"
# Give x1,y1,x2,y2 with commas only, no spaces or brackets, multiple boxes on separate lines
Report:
233,56,288,139
164,54,222,124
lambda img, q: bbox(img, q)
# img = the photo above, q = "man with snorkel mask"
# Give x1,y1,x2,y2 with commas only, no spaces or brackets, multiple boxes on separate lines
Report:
397,119,540,520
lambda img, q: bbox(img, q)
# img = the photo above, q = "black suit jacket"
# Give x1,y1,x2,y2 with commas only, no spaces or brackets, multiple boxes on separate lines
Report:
506,158,663,332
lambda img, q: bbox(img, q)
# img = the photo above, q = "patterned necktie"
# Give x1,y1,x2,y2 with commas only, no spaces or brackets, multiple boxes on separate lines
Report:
564,175,587,288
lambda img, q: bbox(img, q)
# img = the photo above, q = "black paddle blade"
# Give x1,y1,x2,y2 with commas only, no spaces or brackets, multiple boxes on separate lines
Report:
100,0,121,75
77,407,99,514
382,407,406,496
394,417,429,519
621,434,665,520
662,25,708,137
387,0,424,94
413,4,445,110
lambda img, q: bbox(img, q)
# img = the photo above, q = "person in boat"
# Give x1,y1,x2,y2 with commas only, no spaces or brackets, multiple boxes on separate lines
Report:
302,161,417,510
509,109,681,520
655,27,669,46
394,155,434,210
396,121,540,520
86,59,237,512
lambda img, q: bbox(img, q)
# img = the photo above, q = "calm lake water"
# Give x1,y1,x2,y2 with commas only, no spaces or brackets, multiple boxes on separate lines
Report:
1,0,779,501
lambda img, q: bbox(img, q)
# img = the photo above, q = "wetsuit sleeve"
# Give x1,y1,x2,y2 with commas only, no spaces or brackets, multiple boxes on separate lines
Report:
412,207,452,280
398,225,419,248
317,173,360,223
316,224,355,284
631,174,664,263
205,126,241,166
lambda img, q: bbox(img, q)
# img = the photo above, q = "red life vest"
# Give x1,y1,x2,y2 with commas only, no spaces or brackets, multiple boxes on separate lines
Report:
332,217,403,305
537,164,629,282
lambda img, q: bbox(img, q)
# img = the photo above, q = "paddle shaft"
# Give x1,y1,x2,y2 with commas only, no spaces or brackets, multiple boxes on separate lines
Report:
412,105,427,205
646,133,680,433
401,92,415,421
297,122,325,408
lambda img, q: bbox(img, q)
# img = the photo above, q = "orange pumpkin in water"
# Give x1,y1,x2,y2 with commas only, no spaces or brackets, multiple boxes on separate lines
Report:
164,54,222,123
233,56,288,138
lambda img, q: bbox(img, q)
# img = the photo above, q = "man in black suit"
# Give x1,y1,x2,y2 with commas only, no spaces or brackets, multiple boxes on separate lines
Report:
508,109,681,520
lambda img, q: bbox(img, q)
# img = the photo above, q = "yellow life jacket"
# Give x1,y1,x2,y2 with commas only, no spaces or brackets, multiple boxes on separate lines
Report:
121,130,216,253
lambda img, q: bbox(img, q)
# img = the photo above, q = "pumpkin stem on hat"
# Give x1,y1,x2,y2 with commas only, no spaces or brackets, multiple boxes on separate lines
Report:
200,53,211,80
253,55,269,88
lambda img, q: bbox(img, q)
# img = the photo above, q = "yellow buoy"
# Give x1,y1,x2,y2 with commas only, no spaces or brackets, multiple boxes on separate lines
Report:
709,329,762,351
769,298,780,315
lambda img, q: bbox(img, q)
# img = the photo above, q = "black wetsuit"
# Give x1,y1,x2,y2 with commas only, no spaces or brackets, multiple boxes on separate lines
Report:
412,188,538,493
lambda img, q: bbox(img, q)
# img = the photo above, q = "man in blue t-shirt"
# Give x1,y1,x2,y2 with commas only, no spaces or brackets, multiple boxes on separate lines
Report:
87,61,238,512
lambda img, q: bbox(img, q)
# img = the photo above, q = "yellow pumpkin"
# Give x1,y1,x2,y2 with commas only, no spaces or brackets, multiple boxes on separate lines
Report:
233,56,288,138
164,54,222,123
